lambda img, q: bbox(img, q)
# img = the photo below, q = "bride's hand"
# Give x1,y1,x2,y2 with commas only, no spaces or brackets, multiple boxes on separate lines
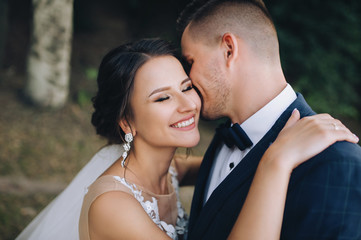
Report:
262,109,359,172
228,109,358,240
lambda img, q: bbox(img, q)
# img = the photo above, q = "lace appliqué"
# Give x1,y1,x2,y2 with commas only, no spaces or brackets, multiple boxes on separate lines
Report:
113,167,188,240
168,167,188,238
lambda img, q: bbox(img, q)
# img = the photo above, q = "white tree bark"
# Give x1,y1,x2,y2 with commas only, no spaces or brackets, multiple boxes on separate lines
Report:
25,0,73,108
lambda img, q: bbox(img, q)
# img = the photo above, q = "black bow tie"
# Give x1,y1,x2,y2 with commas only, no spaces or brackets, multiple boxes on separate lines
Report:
216,121,253,151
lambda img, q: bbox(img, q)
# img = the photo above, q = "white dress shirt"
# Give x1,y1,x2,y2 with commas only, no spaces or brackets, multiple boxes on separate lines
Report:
203,84,297,204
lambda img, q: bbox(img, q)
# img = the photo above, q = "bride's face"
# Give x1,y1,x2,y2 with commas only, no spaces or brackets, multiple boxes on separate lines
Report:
130,55,201,148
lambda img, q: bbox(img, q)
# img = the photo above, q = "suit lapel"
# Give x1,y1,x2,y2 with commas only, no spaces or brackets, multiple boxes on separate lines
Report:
187,131,223,233
188,93,315,238
189,121,283,238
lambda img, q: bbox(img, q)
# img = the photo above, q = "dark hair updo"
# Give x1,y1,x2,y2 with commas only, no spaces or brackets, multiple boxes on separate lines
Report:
91,38,176,144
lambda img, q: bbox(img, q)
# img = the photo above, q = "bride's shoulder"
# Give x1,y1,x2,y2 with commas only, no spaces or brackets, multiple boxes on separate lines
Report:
88,175,142,223
88,188,151,238
88,185,169,239
90,184,137,212
95,173,132,188
84,175,133,203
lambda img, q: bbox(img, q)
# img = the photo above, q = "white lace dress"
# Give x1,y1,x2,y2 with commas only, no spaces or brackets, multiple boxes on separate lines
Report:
79,167,188,240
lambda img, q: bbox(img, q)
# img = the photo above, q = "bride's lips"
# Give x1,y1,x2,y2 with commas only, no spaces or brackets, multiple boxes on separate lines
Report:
170,115,196,130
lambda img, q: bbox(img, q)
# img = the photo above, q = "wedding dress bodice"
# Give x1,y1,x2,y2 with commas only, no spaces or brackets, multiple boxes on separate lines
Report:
79,167,188,240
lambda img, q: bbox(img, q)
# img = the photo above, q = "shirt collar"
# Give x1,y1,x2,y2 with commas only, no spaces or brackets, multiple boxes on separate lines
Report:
239,84,297,147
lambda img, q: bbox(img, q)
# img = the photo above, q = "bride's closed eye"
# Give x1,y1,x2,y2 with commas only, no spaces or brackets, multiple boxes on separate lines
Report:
182,85,193,92
153,79,193,103
155,95,170,102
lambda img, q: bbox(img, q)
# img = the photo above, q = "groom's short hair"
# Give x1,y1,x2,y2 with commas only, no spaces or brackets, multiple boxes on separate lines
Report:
177,0,279,60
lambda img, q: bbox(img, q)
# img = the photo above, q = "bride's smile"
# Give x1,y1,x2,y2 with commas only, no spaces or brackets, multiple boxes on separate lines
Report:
170,115,195,129
130,55,201,149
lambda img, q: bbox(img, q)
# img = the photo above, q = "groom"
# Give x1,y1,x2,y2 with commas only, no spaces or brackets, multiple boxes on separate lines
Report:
177,0,361,239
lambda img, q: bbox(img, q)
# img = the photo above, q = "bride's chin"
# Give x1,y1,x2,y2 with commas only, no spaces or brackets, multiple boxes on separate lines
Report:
179,136,201,148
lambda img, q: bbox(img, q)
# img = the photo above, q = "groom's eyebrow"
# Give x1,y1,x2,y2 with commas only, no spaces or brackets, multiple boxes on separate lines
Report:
148,78,191,97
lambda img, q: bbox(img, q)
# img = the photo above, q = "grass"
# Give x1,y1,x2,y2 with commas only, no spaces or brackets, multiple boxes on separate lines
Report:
0,193,57,240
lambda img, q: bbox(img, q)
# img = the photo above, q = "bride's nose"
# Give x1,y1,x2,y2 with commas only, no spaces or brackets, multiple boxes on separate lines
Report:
177,94,197,113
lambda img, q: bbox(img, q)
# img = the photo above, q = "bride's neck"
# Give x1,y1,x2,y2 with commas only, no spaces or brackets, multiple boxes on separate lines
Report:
125,141,176,195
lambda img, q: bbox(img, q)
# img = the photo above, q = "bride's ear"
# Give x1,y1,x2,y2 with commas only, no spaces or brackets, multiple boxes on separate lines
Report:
119,118,136,137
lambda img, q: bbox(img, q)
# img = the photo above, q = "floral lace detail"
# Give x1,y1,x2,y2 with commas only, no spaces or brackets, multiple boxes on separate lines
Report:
113,167,188,240
168,167,188,238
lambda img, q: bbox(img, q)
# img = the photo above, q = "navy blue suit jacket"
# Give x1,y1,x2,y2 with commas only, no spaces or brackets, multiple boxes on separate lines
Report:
187,94,361,240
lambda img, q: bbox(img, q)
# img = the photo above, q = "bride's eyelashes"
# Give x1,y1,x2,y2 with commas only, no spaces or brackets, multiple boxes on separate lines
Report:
154,84,194,103
155,95,170,102
182,85,193,92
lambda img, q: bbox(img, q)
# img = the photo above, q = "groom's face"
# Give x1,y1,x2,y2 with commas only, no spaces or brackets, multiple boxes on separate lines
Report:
181,27,231,120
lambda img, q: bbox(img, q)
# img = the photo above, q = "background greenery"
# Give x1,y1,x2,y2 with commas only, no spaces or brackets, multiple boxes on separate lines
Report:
74,0,361,118
265,0,361,118
0,0,360,239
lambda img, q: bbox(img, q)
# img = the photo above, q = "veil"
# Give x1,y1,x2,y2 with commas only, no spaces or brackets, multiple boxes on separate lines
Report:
16,144,124,240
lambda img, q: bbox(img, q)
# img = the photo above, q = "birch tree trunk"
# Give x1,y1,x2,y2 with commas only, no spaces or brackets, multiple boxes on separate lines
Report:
25,0,73,108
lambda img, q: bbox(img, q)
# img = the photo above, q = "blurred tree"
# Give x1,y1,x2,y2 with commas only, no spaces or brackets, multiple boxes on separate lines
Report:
264,0,361,118
25,0,74,108
0,0,8,72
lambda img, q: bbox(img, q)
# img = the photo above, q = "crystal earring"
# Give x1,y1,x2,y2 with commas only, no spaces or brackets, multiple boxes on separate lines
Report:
121,133,133,168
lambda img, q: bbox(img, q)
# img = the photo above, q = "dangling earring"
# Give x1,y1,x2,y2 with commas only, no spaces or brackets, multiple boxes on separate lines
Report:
121,133,133,168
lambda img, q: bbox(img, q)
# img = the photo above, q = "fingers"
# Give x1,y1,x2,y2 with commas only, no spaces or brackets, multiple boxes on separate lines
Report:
273,112,359,170
305,113,334,120
328,119,359,144
303,115,359,144
283,108,300,130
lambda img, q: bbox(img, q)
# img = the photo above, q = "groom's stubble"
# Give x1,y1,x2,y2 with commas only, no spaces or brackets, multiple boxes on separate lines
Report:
199,56,231,121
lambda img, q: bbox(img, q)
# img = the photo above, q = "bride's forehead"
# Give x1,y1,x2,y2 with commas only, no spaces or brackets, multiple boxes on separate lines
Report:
134,57,186,86
141,55,181,72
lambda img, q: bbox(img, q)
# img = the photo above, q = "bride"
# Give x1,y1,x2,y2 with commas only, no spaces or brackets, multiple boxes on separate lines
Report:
16,39,358,240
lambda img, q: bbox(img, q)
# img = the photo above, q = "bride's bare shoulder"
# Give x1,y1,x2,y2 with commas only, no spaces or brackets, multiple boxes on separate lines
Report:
88,191,168,239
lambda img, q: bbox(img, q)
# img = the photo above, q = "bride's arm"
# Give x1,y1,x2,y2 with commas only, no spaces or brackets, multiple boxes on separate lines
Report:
228,109,359,240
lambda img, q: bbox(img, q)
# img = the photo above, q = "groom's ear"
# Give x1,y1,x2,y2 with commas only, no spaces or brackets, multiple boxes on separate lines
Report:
221,32,239,68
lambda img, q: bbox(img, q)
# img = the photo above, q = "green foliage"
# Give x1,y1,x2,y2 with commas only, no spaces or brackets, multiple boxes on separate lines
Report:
76,67,97,107
85,67,98,81
123,0,361,118
73,0,361,119
265,0,361,118
77,89,92,108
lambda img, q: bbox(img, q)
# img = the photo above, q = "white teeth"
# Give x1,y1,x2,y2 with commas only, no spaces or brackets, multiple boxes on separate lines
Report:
172,117,194,128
